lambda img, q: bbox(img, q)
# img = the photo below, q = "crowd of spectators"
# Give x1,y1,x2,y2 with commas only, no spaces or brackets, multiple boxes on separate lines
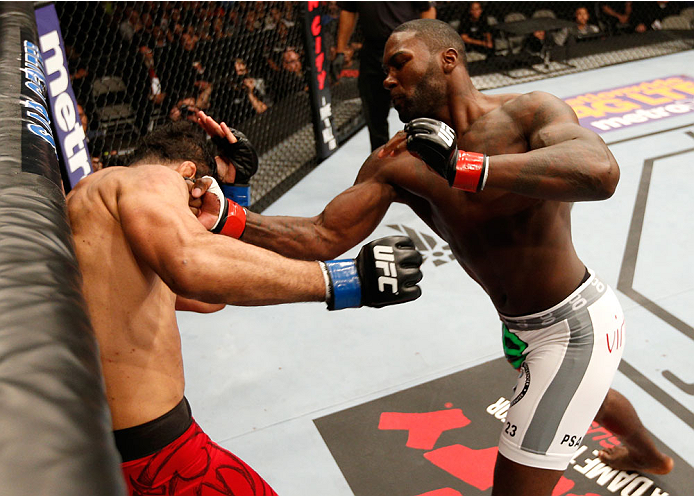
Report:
57,1,691,166
58,1,318,163
455,1,692,62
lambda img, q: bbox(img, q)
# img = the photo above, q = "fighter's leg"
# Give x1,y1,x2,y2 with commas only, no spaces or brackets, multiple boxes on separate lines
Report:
595,388,674,474
492,454,563,496
496,273,625,495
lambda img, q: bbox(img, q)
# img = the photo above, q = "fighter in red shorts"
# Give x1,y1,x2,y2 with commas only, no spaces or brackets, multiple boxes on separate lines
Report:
66,121,423,495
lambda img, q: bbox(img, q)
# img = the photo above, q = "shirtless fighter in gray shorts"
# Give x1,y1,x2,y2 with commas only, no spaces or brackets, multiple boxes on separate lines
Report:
192,19,673,495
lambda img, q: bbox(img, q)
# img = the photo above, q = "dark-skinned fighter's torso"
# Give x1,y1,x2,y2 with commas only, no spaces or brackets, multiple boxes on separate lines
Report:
244,31,616,317
359,93,585,316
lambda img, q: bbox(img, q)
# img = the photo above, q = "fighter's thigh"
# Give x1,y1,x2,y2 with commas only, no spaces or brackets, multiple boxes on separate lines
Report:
499,323,574,468
500,289,625,469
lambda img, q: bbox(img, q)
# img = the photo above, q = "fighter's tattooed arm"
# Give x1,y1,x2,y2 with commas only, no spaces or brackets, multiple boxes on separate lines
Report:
488,92,620,202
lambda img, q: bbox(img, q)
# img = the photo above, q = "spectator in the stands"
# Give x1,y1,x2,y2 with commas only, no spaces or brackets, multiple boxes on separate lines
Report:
168,95,201,123
212,17,232,40
600,1,641,33
458,1,494,58
169,7,185,41
264,20,298,74
180,25,200,52
77,102,105,172
121,6,148,46
278,47,309,96
214,58,271,123
573,6,601,37
199,18,214,42
554,5,602,46
151,25,172,48
323,0,341,50
636,1,682,31
524,29,547,55
334,45,359,82
282,1,298,31
263,5,283,32
139,45,168,108
226,8,241,34
140,11,155,42
69,56,94,116
244,8,264,33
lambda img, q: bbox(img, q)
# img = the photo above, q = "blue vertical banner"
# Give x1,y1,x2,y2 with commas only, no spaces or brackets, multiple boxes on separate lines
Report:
35,3,92,190
303,1,337,160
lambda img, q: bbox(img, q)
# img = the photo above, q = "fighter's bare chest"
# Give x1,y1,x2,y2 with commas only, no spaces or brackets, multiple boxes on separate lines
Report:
397,120,534,239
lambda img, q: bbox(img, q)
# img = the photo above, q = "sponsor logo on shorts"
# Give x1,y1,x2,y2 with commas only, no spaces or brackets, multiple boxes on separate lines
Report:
560,434,584,448
510,362,530,408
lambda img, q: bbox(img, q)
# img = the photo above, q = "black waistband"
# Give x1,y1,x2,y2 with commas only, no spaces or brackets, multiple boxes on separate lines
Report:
113,397,193,462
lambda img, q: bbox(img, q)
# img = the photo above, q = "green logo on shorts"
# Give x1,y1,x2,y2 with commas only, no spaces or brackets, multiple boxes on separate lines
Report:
502,324,528,369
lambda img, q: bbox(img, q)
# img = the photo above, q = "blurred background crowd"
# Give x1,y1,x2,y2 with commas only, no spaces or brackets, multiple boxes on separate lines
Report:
56,1,693,206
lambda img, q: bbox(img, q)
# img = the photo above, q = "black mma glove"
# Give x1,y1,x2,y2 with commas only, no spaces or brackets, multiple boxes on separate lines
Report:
330,52,345,81
405,117,489,192
211,128,258,184
319,236,423,310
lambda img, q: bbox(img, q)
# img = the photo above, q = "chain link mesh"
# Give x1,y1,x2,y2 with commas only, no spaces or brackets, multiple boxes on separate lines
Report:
55,1,693,212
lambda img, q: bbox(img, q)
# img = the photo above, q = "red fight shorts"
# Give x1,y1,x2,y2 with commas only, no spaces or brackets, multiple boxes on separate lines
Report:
118,400,277,495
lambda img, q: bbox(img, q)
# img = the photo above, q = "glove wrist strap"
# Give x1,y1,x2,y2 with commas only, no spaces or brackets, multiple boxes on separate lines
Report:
323,259,362,310
215,199,247,239
452,151,489,192
318,261,332,303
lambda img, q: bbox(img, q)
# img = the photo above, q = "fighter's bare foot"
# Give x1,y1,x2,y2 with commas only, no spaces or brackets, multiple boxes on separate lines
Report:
598,446,674,475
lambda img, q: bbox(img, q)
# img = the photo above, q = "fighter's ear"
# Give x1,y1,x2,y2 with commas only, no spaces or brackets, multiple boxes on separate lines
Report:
442,48,459,73
177,160,197,179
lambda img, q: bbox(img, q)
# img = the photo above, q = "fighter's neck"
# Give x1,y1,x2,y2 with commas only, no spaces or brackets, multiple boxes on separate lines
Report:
444,86,493,135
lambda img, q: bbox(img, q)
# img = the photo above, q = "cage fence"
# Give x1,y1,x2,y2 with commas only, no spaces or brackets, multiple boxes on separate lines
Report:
55,1,694,212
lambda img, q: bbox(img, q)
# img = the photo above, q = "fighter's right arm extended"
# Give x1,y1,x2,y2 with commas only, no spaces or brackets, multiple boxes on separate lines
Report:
119,165,422,310
118,165,326,306
242,158,399,260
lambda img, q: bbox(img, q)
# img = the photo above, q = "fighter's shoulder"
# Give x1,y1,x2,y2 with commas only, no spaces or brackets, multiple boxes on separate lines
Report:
356,146,418,184
67,167,126,206
502,91,577,123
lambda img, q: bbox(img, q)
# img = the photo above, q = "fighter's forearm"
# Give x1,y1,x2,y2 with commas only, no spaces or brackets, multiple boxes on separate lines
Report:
168,233,327,306
243,179,394,260
486,137,619,201
242,212,344,260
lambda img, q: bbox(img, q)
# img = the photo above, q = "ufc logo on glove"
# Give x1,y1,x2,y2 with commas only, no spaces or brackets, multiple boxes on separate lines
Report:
321,236,423,310
437,122,455,147
373,245,398,294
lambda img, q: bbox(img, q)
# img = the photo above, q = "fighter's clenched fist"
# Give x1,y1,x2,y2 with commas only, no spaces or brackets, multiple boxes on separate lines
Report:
321,236,423,310
405,117,489,192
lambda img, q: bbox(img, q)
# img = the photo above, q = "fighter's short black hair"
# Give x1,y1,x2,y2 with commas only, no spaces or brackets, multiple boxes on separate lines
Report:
392,18,467,56
129,121,218,179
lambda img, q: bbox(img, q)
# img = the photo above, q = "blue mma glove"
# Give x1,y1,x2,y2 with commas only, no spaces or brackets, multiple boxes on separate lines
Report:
320,236,423,310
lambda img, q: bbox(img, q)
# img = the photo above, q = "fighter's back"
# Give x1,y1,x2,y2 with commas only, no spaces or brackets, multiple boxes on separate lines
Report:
67,167,185,429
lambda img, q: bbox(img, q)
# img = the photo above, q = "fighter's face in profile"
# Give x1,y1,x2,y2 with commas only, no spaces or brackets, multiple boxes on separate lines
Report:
382,32,447,123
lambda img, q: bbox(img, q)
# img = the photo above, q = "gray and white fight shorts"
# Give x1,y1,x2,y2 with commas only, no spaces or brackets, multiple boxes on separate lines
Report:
498,269,625,470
